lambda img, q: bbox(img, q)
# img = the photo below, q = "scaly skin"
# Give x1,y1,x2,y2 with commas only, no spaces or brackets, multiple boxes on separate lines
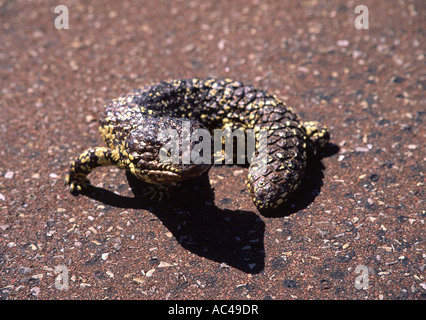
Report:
66,78,330,210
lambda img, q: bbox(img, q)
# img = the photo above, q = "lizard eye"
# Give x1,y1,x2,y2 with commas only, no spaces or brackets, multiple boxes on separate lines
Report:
140,152,156,161
126,138,146,153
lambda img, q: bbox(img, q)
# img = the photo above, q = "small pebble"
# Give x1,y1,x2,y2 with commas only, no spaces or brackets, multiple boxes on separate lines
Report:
46,230,55,237
30,287,40,297
337,39,349,47
233,169,244,176
85,114,96,123
356,146,369,153
217,39,226,50
370,174,380,182
145,269,155,277
393,76,405,83
133,277,145,284
158,261,173,268
4,171,14,179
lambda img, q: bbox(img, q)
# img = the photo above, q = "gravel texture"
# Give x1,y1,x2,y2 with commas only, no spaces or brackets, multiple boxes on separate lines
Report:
0,0,424,299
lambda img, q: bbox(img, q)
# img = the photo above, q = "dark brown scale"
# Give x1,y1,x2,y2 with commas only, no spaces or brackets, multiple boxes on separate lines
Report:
66,77,329,210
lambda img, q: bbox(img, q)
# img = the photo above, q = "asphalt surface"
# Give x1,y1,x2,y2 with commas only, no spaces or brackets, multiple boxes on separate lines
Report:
0,0,425,299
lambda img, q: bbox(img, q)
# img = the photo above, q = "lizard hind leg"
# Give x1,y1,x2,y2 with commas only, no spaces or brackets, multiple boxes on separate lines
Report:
65,147,120,193
303,121,330,155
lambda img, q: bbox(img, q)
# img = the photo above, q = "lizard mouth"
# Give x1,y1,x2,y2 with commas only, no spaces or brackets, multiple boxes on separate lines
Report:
131,161,211,184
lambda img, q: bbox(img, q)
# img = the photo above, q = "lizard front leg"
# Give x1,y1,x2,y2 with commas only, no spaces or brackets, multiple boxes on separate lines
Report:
65,147,121,192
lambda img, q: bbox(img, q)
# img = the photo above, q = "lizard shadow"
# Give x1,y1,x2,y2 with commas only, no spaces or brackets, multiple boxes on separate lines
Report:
80,142,338,273
82,172,265,274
